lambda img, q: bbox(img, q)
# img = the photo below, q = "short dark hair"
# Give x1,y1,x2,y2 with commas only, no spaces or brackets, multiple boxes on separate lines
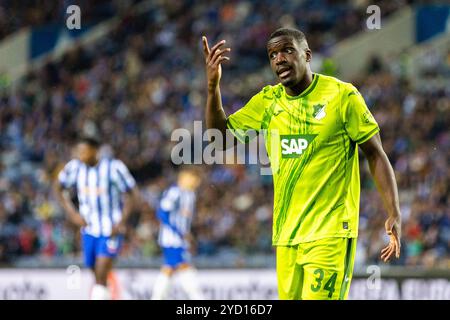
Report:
78,136,101,149
268,27,307,44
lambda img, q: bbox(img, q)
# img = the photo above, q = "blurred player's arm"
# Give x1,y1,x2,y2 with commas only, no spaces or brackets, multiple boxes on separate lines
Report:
185,232,197,254
202,36,237,150
111,186,141,236
53,180,87,228
156,207,184,238
360,133,401,262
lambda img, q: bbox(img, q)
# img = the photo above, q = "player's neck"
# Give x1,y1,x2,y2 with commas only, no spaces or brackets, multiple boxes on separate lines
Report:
178,185,191,191
87,158,99,167
177,182,193,192
285,70,314,97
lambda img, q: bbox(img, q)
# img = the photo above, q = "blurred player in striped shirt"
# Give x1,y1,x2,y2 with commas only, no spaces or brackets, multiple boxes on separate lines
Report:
151,167,203,300
54,136,140,300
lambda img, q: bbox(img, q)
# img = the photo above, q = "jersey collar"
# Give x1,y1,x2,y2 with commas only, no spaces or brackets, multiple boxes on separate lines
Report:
283,73,319,100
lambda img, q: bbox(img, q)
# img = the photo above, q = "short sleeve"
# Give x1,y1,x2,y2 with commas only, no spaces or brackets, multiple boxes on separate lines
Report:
226,89,266,143
341,84,380,144
58,159,80,189
111,159,136,193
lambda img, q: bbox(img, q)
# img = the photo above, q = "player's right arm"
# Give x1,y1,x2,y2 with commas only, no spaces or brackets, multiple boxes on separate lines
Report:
202,36,236,149
53,160,87,228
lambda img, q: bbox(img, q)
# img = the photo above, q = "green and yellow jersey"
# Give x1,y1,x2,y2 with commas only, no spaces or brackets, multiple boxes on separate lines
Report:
226,73,379,246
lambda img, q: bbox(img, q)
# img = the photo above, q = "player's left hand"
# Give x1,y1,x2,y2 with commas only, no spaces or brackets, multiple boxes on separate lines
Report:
381,215,401,262
111,222,126,237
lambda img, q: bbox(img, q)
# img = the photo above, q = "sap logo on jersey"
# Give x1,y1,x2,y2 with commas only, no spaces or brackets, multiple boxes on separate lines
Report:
280,134,317,158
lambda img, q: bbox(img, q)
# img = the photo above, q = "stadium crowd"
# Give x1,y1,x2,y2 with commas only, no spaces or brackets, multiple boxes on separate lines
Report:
0,0,136,41
0,0,448,268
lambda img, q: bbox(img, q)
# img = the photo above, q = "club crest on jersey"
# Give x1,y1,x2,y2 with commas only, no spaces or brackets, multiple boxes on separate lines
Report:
280,134,317,158
313,103,326,120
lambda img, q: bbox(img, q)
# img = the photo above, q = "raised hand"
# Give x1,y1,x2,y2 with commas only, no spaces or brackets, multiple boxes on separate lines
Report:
202,36,231,91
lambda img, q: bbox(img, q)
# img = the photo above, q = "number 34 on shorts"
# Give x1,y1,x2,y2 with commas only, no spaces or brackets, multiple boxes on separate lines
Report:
276,237,356,300
306,268,340,299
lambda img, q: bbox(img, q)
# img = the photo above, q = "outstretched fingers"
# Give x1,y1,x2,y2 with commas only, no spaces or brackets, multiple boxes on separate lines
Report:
211,48,231,66
209,40,226,56
203,37,228,63
380,244,394,262
214,56,230,67
202,36,210,58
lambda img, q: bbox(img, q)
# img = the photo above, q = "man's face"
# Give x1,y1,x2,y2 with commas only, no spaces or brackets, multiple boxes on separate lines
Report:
267,35,311,89
77,143,98,165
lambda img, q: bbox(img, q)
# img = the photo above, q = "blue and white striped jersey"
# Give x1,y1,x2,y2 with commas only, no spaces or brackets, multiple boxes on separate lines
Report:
58,158,136,237
157,185,196,248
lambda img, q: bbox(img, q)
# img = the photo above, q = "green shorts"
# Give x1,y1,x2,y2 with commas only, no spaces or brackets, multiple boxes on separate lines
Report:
276,237,356,300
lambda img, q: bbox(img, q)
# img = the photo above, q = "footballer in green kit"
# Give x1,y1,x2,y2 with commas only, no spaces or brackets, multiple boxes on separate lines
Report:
202,28,402,300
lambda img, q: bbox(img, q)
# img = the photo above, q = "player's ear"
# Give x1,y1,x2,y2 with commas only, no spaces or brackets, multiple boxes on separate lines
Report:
305,49,312,62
